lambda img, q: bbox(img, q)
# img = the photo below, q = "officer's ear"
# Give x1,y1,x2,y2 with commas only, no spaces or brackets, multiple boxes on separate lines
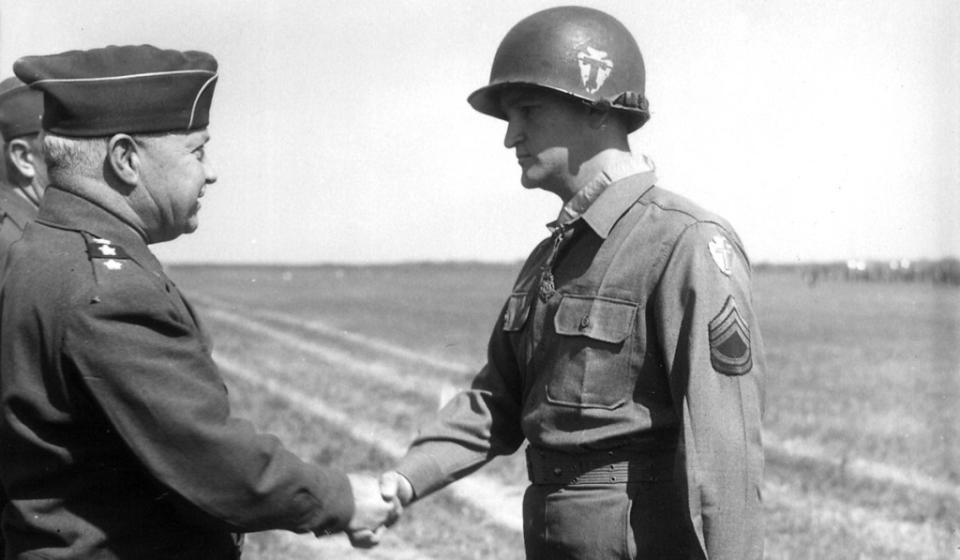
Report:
107,134,140,186
7,138,39,180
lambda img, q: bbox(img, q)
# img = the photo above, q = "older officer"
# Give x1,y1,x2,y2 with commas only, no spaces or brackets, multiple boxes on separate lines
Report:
378,7,765,559
0,45,396,559
0,77,46,264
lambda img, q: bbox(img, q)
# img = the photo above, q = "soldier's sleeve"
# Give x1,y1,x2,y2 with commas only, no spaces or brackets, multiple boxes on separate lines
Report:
62,281,354,535
653,221,766,560
394,297,526,500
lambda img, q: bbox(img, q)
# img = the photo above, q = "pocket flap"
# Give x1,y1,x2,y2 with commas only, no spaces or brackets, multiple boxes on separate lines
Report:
501,292,532,332
554,295,638,343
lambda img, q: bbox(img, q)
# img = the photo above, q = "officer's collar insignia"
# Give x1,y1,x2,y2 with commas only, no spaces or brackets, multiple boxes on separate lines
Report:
85,235,131,261
708,296,752,376
708,235,734,276
577,46,613,94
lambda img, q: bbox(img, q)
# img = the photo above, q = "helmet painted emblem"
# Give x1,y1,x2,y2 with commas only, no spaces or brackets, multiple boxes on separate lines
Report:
577,46,613,94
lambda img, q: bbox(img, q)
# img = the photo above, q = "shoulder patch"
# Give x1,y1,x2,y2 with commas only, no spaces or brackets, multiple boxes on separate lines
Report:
708,296,752,375
708,235,734,275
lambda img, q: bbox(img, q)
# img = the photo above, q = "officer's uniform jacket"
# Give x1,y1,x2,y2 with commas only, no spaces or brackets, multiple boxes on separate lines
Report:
0,185,34,560
0,188,354,559
396,169,766,559
0,187,37,264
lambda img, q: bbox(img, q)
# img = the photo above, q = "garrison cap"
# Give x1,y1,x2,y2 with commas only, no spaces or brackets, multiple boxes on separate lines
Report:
0,77,43,141
13,45,218,137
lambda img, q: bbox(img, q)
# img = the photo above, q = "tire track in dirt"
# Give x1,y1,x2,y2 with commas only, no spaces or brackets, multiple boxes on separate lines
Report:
764,480,958,558
766,434,959,500
191,293,472,376
215,352,525,534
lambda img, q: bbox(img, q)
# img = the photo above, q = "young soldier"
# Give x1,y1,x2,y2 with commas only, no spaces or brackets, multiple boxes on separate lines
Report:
378,7,766,559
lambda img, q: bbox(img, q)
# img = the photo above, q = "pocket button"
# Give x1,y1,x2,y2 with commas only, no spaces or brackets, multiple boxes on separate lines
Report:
579,314,591,330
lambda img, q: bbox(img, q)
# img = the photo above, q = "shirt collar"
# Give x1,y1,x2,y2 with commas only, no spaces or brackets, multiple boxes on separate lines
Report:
35,186,165,275
547,155,657,239
579,169,657,239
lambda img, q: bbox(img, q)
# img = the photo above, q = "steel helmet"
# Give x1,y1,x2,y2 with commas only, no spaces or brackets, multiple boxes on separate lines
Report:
468,6,650,131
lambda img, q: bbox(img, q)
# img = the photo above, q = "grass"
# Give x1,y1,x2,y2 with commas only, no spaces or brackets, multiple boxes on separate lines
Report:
170,263,960,559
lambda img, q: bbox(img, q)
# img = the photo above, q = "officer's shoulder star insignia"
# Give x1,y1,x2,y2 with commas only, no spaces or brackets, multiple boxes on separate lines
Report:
708,296,752,376
708,235,734,276
84,234,131,261
103,259,123,271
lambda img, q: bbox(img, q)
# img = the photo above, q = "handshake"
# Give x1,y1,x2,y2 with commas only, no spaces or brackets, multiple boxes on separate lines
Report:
343,471,414,548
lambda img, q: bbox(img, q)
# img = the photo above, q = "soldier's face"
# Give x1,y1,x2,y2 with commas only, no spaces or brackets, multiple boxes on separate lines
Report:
136,129,217,242
499,88,591,197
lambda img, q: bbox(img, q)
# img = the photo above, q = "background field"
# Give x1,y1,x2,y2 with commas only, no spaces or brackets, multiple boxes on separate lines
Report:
169,263,960,559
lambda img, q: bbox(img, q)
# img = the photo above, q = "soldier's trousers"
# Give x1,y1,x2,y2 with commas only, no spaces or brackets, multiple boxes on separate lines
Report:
521,481,700,559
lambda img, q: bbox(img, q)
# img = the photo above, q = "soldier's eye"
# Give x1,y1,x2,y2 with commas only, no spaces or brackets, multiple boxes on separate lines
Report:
516,104,537,119
194,147,205,161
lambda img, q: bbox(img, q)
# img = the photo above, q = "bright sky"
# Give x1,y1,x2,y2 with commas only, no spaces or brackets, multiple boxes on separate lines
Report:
1,0,957,264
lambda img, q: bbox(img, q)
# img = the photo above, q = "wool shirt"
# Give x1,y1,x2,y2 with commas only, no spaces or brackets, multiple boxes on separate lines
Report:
396,167,766,559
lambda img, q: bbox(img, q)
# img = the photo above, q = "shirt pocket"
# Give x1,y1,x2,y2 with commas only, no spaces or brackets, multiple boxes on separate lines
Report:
545,295,639,410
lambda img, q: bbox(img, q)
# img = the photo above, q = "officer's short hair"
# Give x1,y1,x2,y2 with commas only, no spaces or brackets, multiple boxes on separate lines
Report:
42,134,107,181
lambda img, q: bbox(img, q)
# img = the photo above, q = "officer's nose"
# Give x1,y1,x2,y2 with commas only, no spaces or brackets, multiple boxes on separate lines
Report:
204,158,218,184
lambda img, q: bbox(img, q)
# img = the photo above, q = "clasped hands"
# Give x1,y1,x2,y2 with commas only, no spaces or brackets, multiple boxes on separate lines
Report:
345,471,413,548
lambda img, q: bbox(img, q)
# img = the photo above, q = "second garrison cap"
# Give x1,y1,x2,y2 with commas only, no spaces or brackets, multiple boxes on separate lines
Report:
13,45,218,137
0,77,43,141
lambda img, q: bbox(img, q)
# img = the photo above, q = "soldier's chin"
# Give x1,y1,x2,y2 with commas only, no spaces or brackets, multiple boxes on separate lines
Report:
519,172,541,190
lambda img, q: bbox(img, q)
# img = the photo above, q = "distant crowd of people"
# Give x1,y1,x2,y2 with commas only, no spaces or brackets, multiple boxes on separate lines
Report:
757,260,960,286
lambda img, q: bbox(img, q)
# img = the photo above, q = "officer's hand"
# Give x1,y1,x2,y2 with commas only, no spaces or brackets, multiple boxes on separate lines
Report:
344,473,401,548
379,471,414,507
347,525,387,549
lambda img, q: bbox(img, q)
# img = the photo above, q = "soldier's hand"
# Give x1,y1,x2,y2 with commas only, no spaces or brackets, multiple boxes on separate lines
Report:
379,471,414,507
344,473,401,548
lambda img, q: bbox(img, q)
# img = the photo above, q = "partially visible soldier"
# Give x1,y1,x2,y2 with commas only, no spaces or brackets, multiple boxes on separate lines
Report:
377,6,765,560
0,74,45,560
0,77,46,263
0,45,397,559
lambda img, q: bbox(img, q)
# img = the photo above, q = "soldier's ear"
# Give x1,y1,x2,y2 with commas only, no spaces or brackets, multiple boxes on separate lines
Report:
586,107,610,131
107,134,139,186
7,138,38,180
